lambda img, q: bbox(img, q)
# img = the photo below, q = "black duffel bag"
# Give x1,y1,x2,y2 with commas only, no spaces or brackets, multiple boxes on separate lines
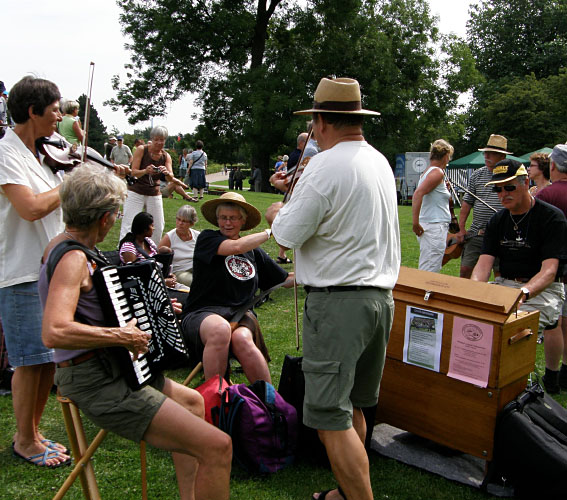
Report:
483,381,567,499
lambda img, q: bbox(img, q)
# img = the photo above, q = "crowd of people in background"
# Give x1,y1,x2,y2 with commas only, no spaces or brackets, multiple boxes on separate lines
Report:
1,73,567,500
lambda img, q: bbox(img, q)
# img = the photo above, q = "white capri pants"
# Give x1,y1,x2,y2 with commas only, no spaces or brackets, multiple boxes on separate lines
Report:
417,222,449,273
119,190,165,246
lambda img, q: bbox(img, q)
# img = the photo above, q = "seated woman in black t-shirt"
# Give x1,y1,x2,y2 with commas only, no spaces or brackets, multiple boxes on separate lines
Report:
181,192,293,383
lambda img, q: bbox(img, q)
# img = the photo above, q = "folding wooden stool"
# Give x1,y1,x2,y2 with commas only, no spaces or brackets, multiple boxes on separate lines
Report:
53,393,148,500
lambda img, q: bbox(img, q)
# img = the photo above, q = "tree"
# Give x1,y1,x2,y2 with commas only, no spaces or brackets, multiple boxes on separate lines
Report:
481,70,567,153
467,0,567,81
110,0,479,187
464,0,567,153
77,94,108,155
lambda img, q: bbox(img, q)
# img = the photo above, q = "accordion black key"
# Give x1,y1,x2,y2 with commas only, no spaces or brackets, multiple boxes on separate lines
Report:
93,259,189,390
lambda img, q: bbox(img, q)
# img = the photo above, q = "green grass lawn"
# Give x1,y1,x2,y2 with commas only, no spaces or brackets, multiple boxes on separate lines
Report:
0,190,562,499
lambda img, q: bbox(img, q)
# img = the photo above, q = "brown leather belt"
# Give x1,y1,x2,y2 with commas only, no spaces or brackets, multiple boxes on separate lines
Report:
57,350,99,368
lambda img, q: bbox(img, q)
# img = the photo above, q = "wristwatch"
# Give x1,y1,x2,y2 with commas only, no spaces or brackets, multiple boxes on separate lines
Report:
520,287,530,302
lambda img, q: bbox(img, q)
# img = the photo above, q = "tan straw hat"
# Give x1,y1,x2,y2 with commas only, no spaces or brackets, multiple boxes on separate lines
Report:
478,134,512,155
294,77,380,116
201,192,262,231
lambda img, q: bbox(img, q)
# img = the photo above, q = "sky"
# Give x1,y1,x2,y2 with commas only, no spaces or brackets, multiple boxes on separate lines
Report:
3,0,474,136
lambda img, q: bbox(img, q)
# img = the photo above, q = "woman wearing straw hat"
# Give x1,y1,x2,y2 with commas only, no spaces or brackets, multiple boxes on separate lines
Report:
180,192,293,383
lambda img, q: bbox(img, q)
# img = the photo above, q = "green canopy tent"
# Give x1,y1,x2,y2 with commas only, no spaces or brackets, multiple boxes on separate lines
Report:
448,151,526,169
518,147,553,163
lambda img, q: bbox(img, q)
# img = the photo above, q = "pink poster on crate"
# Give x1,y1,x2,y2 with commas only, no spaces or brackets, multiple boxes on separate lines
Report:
447,316,493,387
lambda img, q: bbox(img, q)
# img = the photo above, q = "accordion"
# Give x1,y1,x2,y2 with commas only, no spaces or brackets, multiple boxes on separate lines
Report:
93,259,189,390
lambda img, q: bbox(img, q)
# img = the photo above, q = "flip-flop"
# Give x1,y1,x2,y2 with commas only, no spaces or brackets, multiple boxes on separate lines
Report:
41,439,70,455
12,443,71,468
276,257,293,264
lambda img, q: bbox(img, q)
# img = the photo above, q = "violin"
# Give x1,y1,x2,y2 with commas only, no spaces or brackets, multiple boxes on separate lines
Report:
442,233,464,266
36,132,136,185
283,127,313,203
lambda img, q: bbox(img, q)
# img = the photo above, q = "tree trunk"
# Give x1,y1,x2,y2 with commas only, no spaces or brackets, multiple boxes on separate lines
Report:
249,0,282,192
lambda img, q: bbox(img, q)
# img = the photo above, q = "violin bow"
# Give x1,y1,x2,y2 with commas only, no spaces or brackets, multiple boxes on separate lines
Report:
81,62,95,162
282,126,313,350
449,178,498,213
444,174,461,207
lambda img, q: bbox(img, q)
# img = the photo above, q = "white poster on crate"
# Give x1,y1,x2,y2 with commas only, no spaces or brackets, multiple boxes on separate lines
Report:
403,306,443,372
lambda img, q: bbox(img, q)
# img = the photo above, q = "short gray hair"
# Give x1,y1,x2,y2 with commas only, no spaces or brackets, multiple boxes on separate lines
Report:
177,205,198,224
215,203,247,222
60,164,127,228
150,125,168,140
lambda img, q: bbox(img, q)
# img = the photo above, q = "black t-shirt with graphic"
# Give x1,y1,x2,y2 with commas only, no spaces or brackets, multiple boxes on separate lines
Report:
481,198,567,279
182,229,288,314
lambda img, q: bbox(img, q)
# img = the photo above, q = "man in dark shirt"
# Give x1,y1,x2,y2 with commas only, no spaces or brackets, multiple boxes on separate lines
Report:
535,144,567,392
471,159,567,393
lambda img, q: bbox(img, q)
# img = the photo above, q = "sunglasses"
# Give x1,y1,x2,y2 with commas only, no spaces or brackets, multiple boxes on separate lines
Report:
492,185,517,193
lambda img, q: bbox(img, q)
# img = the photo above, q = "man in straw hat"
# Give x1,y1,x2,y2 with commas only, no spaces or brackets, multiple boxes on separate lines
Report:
180,192,294,383
471,159,567,393
457,134,509,278
267,77,401,500
534,144,567,392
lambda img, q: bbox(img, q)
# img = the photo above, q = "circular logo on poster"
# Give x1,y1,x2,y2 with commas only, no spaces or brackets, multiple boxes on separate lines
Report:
225,255,255,281
462,323,483,342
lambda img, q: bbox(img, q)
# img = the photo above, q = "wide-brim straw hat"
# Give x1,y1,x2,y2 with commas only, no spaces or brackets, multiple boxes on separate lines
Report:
294,77,380,116
201,192,262,231
478,134,512,155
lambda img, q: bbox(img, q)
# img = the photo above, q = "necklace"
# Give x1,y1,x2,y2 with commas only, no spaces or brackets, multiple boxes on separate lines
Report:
509,197,533,232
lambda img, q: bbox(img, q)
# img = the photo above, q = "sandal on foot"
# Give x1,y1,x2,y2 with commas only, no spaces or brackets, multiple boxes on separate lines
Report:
13,443,71,468
276,257,293,264
41,439,70,455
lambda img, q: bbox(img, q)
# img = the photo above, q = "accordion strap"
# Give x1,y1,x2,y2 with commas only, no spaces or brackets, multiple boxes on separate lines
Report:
45,239,108,284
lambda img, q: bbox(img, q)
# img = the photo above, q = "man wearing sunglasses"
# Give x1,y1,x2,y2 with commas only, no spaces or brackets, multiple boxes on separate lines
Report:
471,159,567,393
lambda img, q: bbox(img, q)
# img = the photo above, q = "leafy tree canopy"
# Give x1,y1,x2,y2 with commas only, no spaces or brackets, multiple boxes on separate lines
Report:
467,0,567,81
109,0,480,188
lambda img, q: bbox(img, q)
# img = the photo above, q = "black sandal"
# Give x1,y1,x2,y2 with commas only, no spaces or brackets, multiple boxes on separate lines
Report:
276,256,293,264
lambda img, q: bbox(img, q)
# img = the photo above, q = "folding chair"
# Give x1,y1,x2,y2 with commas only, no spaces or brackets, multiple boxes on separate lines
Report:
53,393,148,500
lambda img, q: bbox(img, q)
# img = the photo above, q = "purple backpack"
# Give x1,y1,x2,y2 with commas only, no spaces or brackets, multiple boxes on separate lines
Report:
218,380,297,474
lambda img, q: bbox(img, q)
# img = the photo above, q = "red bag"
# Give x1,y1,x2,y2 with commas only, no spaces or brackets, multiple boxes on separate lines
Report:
195,374,229,425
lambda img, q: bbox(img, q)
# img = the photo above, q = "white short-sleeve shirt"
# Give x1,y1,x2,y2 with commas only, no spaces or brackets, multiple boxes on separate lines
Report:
0,128,64,287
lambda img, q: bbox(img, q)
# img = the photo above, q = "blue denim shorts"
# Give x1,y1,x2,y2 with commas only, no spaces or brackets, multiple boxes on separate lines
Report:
0,281,54,367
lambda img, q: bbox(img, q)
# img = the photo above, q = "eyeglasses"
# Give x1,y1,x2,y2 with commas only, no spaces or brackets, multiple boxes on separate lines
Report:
218,215,242,222
492,185,518,193
176,217,191,223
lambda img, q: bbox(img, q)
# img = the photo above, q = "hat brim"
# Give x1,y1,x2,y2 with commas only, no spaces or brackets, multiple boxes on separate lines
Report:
201,197,262,231
485,175,523,186
294,108,380,116
478,147,513,155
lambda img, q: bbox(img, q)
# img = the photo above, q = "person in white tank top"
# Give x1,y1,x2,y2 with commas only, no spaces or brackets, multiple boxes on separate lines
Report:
412,139,454,272
159,205,200,286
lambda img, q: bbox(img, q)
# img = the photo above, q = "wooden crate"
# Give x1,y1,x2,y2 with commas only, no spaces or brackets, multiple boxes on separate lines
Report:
376,267,539,460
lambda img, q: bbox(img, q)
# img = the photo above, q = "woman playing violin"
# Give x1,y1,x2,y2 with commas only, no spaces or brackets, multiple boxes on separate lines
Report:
412,139,454,272
0,76,70,467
